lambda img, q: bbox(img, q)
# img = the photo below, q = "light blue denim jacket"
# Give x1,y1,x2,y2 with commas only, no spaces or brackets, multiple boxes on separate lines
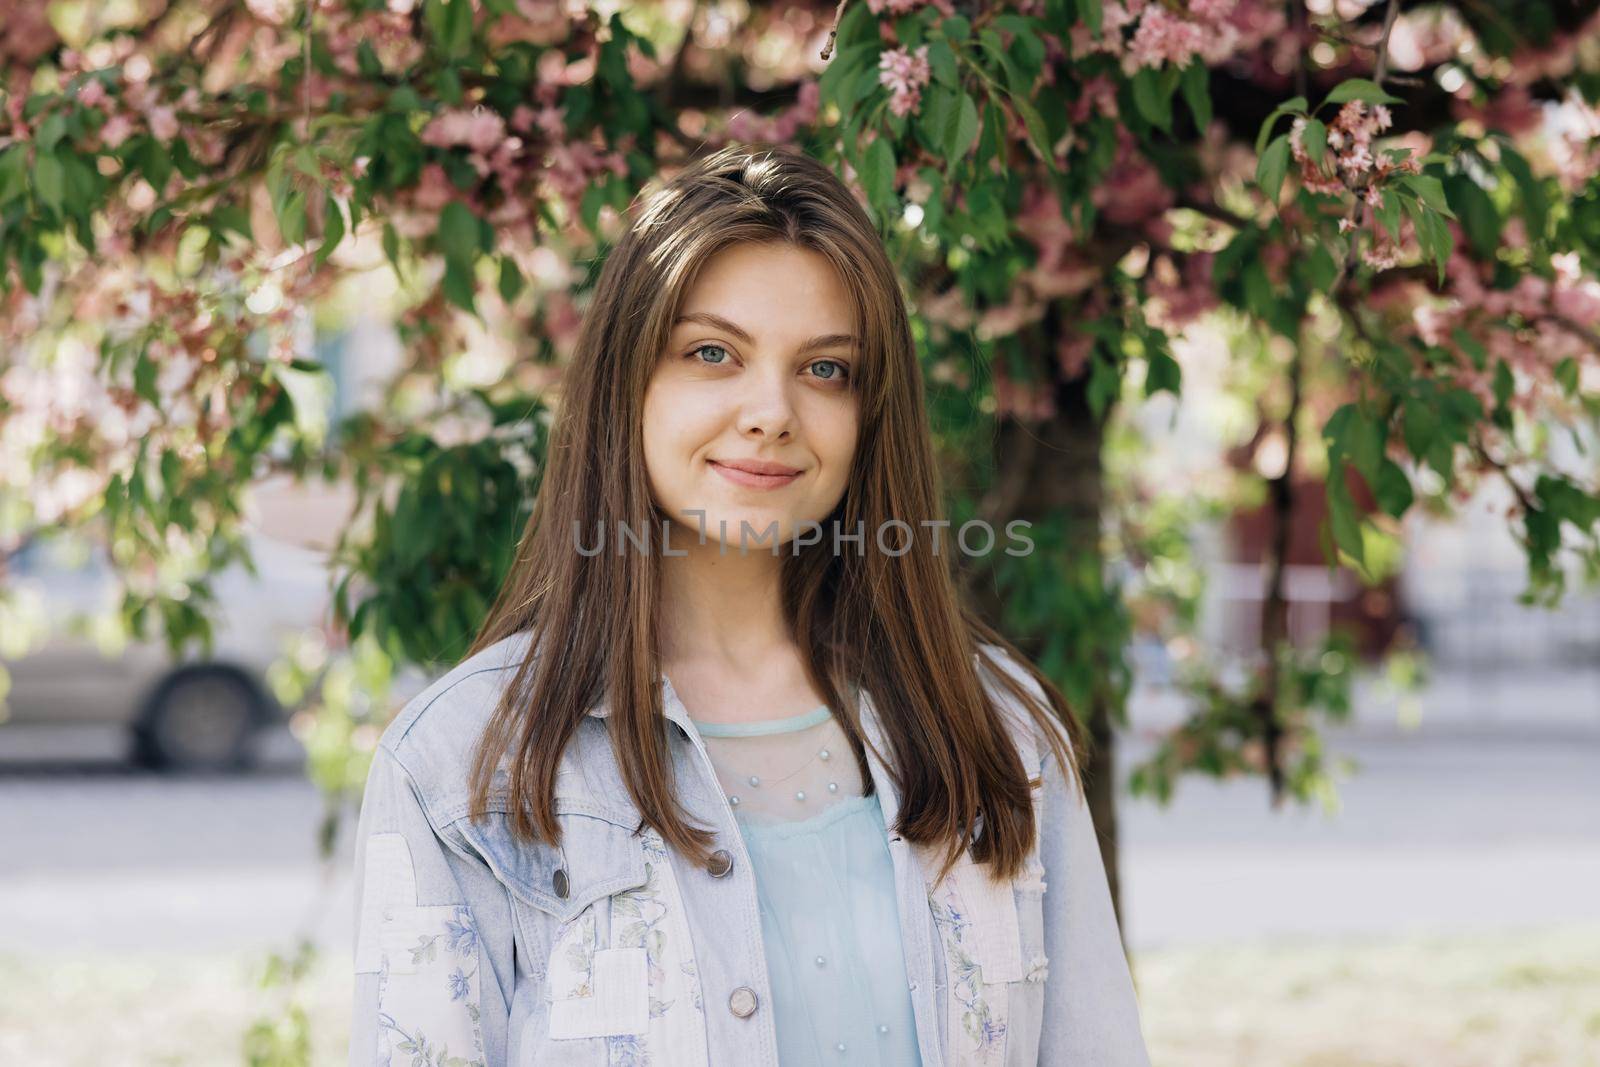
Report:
347,630,1153,1066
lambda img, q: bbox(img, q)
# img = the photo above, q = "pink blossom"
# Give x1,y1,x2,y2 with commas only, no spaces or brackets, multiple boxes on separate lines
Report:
146,106,179,142
244,0,295,25
1339,143,1374,176
78,80,108,109
0,0,59,65
1362,241,1400,271
1070,75,1119,122
878,45,931,119
1056,332,1094,379
422,108,509,155
1189,0,1236,20
1016,182,1098,299
412,163,457,212
99,113,136,148
1128,7,1204,69
1412,304,1455,346
1146,252,1218,330
1094,129,1174,225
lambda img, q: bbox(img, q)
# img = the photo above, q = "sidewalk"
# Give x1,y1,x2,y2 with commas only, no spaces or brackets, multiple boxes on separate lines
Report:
1126,664,1600,739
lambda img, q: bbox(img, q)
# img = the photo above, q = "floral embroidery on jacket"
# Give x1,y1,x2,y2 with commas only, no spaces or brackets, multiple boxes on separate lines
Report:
602,829,709,1065
376,904,487,1067
554,910,599,999
928,893,1009,1059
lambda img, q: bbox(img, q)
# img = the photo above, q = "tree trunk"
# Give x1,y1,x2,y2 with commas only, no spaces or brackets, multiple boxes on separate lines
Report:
965,346,1125,932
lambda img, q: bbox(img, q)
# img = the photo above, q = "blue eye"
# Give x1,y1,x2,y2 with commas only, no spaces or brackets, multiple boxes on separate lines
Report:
810,359,848,381
692,344,729,364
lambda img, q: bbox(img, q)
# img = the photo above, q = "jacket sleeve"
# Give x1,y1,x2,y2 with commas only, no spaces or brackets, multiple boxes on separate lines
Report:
348,744,513,1067
1035,716,1154,1066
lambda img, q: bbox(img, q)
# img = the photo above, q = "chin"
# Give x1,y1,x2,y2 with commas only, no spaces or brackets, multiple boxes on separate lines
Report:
687,507,802,548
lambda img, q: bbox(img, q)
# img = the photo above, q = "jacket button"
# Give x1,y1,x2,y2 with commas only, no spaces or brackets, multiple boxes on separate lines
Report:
707,849,734,878
728,986,759,1018
552,868,569,899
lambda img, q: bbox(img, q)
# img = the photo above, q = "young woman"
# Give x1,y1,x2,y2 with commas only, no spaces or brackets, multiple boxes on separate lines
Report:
348,143,1151,1067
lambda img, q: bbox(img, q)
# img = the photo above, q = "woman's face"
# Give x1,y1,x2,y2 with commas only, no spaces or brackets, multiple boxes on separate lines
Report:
643,241,861,551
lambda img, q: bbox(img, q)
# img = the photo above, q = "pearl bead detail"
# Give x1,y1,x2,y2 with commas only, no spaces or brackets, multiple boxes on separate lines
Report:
827,781,838,793
729,795,740,806
835,1042,846,1053
818,748,831,761
815,955,826,966
878,1024,889,1034
795,789,806,802
748,775,761,787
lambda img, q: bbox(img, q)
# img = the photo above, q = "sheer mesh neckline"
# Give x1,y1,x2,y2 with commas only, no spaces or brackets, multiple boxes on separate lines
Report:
692,705,866,823
690,703,831,737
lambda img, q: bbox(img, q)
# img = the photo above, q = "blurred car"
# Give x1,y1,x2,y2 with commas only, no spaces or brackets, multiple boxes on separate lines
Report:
0,528,334,772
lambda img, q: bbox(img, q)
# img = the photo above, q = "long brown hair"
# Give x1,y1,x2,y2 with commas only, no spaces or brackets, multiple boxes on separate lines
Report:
465,143,1085,884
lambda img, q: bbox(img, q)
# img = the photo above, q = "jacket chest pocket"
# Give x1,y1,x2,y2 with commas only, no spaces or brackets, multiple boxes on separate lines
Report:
455,801,709,1065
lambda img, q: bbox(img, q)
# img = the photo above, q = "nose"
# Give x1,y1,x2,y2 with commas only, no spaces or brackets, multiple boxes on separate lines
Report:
734,365,796,441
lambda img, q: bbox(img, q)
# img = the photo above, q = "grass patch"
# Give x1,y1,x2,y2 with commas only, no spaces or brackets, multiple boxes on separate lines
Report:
4,924,1597,1065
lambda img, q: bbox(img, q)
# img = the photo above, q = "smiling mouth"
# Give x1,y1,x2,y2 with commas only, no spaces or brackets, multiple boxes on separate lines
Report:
708,459,804,490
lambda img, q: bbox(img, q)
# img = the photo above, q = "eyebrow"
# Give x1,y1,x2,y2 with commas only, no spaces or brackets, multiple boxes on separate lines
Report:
673,311,858,356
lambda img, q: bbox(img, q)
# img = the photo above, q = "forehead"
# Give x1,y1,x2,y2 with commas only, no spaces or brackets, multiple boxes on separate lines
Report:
675,243,856,333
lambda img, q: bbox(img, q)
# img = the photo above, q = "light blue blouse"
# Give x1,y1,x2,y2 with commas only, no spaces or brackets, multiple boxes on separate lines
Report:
691,706,924,1066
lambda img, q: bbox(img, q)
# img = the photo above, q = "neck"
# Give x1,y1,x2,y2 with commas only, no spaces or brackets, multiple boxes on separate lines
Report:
657,517,792,675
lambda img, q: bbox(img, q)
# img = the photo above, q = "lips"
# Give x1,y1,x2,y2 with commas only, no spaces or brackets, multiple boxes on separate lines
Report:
709,457,804,489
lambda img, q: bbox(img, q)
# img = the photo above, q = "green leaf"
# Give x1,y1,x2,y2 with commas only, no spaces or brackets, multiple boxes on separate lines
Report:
1445,174,1499,257
1401,400,1439,462
1374,188,1401,240
1256,134,1290,205
1554,357,1579,397
1145,349,1181,396
1451,326,1487,371
1255,95,1307,156
927,39,958,86
1501,147,1548,239
1492,359,1514,412
1179,60,1211,131
1130,67,1172,133
35,112,66,152
1300,242,1338,292
1375,459,1413,518
210,202,253,240
819,41,879,107
1079,0,1102,35
1301,117,1327,165
275,188,307,245
1399,173,1456,218
0,146,26,205
133,347,159,406
498,256,524,303
437,200,481,264
1012,96,1052,162
1326,467,1366,568
33,151,63,211
1416,207,1453,285
442,257,476,313
860,137,896,216
316,194,345,267
1323,78,1403,106
382,221,404,280
1086,352,1118,419
947,91,980,161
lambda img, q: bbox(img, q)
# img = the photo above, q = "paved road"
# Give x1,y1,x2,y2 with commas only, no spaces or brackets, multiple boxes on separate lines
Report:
1,725,1596,955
